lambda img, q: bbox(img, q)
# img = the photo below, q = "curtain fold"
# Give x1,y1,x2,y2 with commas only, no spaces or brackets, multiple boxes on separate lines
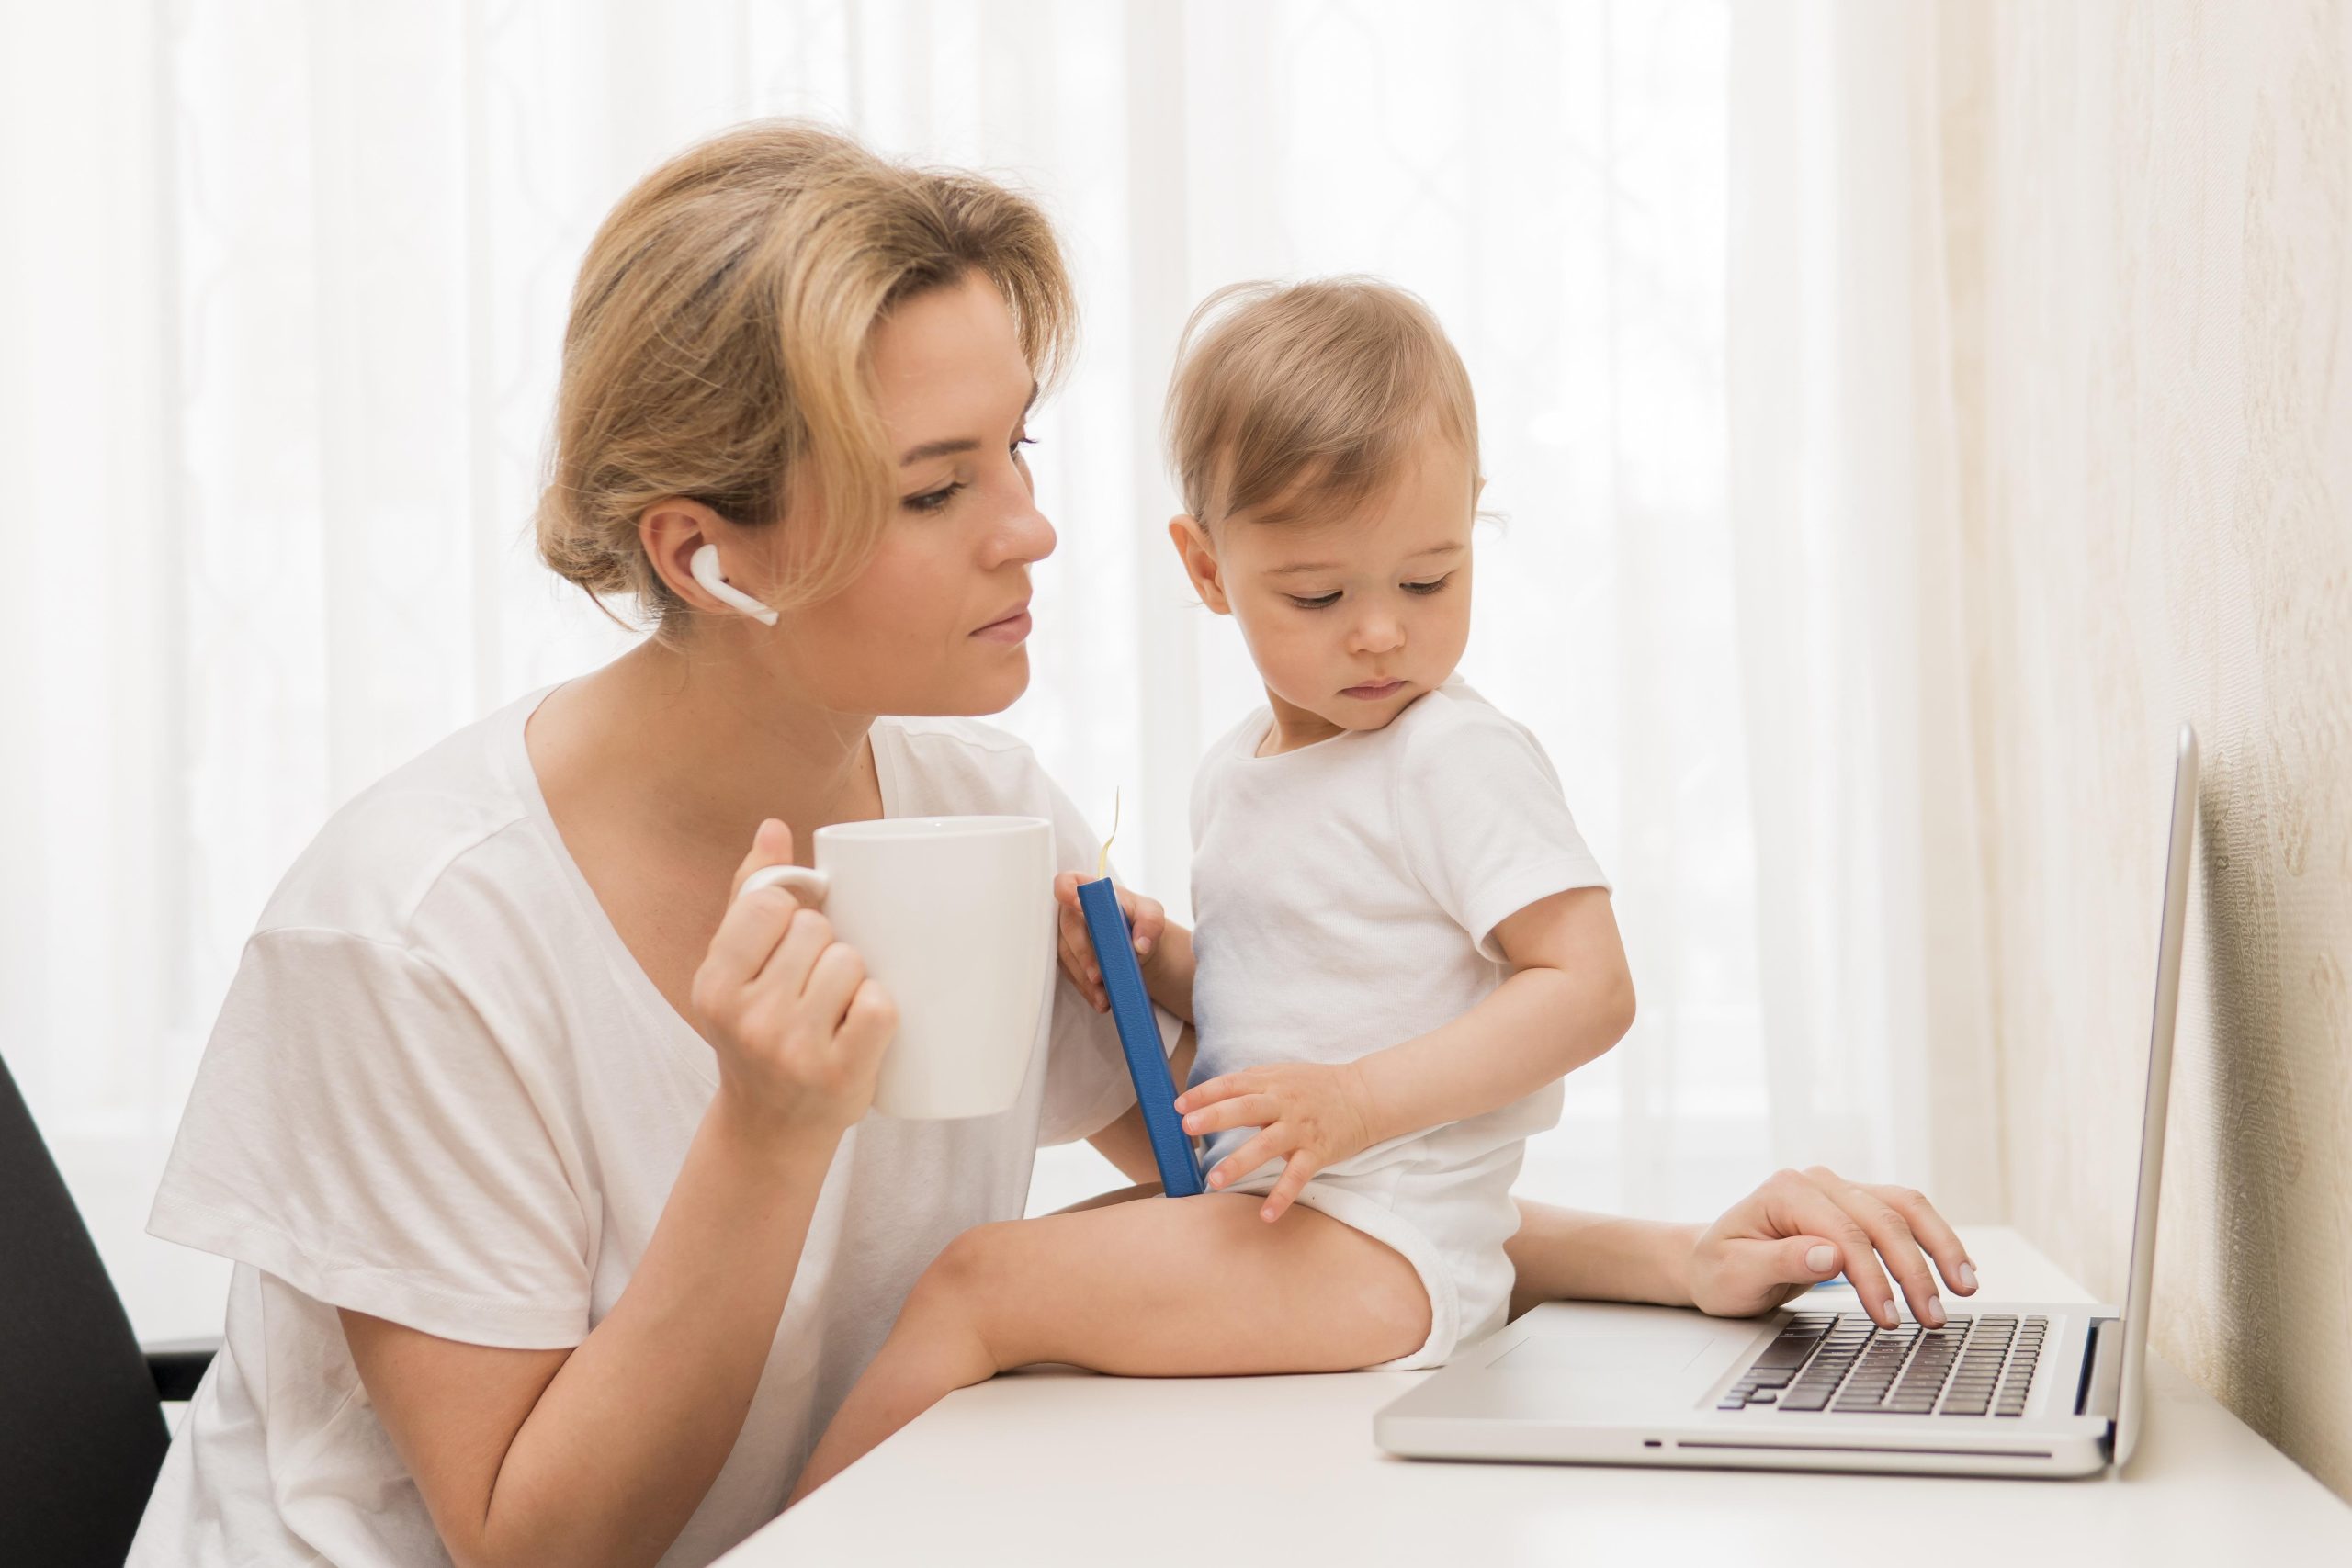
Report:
1726,0,2002,1215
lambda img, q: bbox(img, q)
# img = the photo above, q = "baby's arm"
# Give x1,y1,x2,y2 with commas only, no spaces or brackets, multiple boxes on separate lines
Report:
1351,885,1632,1142
1177,886,1633,1221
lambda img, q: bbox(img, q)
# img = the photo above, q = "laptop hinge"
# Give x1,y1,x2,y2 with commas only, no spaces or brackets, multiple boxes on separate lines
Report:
2076,1316,2123,1424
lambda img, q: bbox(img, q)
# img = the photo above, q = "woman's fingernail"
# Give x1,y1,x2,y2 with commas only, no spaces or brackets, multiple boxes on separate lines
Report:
1805,1245,1838,1272
1183,1115,1198,1133
1926,1295,1946,1327
1136,937,1151,954
1879,1303,1899,1327
1209,1170,1225,1188
1958,1261,1978,1292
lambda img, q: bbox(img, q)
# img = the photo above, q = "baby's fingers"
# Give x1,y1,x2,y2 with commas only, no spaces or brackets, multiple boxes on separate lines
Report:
1206,1126,1283,1191
1126,894,1164,957
1257,1151,1318,1224
1181,1093,1276,1139
1055,919,1106,1011
1174,1073,1253,1115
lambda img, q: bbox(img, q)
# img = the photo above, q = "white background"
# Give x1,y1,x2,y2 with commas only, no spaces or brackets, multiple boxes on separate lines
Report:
1,0,1986,1342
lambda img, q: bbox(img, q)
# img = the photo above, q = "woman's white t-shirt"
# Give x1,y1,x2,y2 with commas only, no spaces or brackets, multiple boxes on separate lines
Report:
128,687,1168,1568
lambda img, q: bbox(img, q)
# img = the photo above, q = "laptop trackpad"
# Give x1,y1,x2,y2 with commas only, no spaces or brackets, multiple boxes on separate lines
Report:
1493,1333,1716,1377
1478,1329,1730,1417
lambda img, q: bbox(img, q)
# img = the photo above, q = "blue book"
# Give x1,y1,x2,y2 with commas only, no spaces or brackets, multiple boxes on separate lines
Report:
1075,875,1204,1198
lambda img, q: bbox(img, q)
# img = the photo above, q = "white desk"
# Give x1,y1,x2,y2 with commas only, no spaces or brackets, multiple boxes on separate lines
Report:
723,1226,2351,1565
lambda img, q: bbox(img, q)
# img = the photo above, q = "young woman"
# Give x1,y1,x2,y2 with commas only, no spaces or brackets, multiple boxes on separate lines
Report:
130,121,1978,1568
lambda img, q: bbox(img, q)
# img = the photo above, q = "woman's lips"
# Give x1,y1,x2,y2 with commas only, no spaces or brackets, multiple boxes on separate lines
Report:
1341,679,1406,700
972,609,1032,644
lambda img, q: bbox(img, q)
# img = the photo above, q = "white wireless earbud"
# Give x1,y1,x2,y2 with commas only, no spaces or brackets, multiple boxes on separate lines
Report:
690,543,779,626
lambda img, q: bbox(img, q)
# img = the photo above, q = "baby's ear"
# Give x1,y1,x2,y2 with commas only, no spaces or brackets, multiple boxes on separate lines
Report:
1167,515,1232,615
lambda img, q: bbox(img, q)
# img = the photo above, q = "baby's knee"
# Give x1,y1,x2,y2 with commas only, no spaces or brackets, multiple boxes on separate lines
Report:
902,1222,1032,1367
908,1221,1022,1317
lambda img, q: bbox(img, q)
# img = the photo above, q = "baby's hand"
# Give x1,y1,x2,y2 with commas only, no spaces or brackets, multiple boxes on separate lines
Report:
1051,872,1166,1013
1175,1063,1377,1223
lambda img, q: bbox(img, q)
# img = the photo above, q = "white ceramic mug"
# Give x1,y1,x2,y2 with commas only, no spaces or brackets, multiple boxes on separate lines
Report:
737,815,1054,1121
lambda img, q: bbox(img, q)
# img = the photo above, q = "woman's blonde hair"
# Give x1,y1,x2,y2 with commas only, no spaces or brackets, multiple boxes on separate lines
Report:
1164,276,1480,528
537,120,1076,625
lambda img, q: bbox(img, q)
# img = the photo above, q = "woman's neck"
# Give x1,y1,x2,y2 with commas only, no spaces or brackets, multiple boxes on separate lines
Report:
536,636,884,865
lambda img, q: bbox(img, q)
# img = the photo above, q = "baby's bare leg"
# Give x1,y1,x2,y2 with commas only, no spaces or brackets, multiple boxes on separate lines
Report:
786,1191,1428,1504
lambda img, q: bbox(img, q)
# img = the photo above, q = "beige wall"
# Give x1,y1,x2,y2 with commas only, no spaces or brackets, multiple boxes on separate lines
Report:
1941,0,2352,1498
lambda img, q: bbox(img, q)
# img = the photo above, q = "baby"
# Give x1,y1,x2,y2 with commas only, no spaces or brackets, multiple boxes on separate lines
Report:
788,276,1634,1502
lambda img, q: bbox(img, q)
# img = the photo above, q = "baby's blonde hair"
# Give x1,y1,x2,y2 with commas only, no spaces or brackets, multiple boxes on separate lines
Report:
537,120,1076,626
1164,276,1479,528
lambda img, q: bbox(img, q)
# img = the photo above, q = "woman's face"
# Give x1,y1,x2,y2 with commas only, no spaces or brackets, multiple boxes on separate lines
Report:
760,273,1055,717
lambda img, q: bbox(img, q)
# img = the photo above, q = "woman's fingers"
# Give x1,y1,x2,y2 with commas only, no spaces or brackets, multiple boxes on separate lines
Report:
797,937,869,1032
1868,1183,1978,1295
1052,871,1081,908
1257,1150,1317,1223
1180,1093,1277,1139
730,818,797,898
753,907,837,998
1822,1176,1949,1325
1770,1172,1900,1327
837,978,898,1054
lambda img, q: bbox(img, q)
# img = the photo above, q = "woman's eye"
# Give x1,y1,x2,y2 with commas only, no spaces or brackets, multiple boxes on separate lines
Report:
1402,575,1453,596
903,482,965,515
1287,591,1342,610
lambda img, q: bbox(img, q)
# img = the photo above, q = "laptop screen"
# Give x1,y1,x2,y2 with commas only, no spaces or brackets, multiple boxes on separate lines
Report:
2112,724,2197,1468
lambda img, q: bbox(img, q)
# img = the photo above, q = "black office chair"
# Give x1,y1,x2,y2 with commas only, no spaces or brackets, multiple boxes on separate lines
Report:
0,1050,217,1566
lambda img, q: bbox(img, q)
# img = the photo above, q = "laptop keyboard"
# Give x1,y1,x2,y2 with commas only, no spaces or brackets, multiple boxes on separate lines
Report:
1716,1311,2046,1416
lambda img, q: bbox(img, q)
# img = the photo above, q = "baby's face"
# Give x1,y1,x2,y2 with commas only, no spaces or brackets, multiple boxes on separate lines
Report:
1196,430,1476,739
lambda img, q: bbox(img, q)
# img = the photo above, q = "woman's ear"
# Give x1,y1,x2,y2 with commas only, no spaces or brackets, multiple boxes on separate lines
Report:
1167,515,1232,615
641,498,773,620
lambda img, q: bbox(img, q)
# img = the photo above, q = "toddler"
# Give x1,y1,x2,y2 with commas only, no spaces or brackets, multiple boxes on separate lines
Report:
787,276,1634,1503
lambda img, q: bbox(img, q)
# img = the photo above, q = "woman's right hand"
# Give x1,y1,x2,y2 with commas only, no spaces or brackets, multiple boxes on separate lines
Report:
691,818,898,1136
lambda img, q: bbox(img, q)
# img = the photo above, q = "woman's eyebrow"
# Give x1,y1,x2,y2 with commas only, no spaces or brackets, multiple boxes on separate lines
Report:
898,381,1041,467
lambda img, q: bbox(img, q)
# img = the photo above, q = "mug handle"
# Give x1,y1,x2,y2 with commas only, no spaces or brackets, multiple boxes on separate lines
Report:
738,863,830,906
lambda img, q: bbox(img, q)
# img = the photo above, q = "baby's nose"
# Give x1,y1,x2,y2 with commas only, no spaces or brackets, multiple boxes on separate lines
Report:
1350,615,1405,654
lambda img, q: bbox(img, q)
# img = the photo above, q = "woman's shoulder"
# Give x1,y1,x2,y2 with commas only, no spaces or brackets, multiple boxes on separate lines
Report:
257,693,561,957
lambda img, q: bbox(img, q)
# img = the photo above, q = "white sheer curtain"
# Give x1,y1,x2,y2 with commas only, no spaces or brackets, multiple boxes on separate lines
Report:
0,0,1993,1341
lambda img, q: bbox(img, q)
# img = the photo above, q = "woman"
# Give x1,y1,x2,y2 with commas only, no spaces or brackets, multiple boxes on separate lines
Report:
130,121,1975,1568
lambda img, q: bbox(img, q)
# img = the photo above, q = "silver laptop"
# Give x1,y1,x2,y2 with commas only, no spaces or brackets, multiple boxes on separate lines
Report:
1376,724,2198,1479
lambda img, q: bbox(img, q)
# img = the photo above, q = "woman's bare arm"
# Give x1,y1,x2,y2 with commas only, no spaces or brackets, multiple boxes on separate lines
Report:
344,820,894,1568
345,1109,836,1568
1508,1168,1982,1328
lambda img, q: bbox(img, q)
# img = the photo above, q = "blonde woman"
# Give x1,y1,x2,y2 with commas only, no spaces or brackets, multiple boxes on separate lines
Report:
130,122,1978,1568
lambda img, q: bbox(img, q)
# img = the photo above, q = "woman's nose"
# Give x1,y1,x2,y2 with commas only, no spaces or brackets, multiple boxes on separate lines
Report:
982,493,1057,570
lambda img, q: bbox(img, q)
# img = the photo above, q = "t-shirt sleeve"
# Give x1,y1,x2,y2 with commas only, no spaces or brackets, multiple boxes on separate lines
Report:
147,927,591,1349
1394,707,1611,964
1033,773,1183,1147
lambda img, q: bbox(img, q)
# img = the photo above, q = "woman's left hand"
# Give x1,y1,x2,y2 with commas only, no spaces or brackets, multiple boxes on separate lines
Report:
1175,1063,1378,1223
1687,1165,1978,1328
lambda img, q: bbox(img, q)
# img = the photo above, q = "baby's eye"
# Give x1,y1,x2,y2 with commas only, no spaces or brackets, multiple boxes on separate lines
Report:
1402,574,1453,596
1286,591,1342,610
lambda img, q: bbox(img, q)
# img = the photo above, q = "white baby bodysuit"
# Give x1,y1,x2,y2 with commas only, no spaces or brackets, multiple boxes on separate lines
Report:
1188,677,1610,1366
